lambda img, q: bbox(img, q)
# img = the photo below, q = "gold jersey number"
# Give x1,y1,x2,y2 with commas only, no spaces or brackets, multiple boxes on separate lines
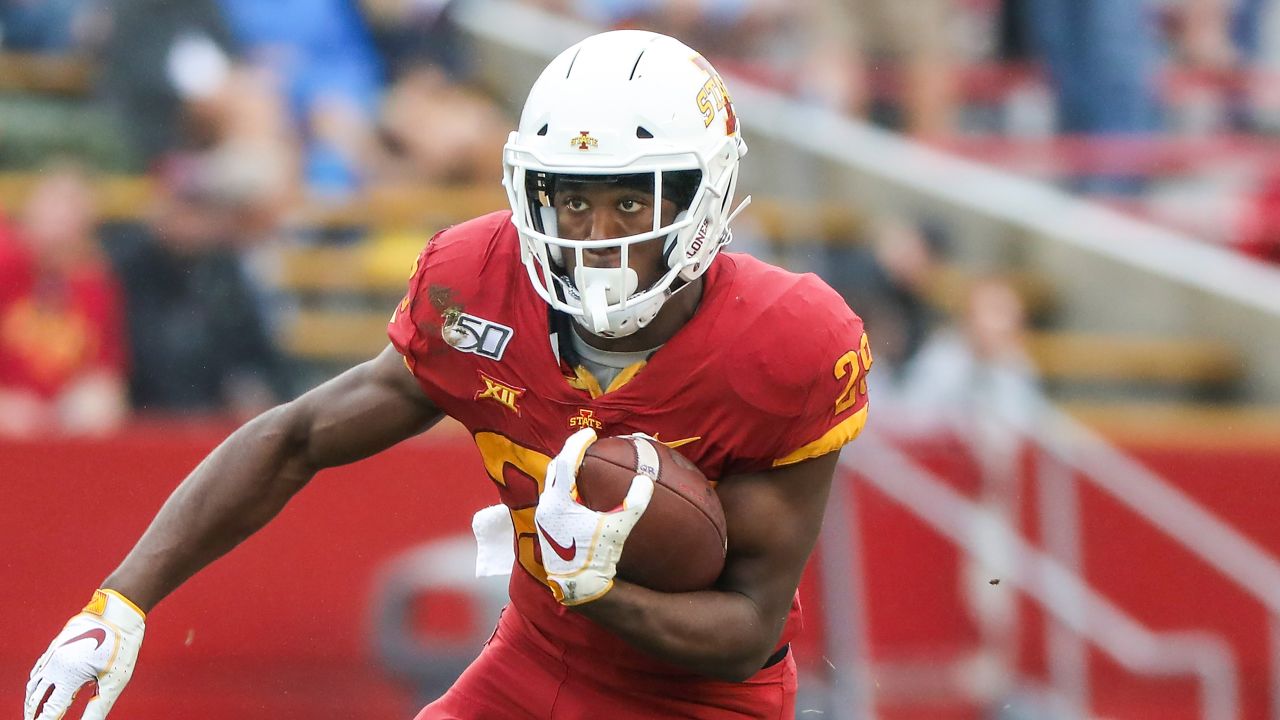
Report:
834,332,873,415
473,431,553,586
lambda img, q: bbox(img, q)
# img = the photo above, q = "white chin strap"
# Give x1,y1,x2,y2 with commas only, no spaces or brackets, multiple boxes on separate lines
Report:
575,265,639,335
561,265,670,338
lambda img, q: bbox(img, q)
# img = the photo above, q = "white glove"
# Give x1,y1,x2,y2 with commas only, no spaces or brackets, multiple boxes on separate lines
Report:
25,589,146,720
535,428,654,605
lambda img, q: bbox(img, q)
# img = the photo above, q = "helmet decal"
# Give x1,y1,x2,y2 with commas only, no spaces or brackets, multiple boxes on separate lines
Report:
691,55,738,136
571,131,598,151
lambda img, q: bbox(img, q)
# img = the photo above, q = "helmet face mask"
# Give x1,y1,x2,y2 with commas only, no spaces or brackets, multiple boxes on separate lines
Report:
503,30,749,339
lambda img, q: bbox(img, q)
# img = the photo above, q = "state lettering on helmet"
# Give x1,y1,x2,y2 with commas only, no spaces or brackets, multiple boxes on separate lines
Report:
691,55,737,135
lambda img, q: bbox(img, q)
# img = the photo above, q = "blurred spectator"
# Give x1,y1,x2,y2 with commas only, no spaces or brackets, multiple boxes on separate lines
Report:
379,65,512,184
1251,0,1280,130
1163,0,1270,132
182,64,301,241
1174,0,1243,71
361,0,468,79
0,163,128,437
0,0,97,53
1019,0,1163,135
96,0,237,167
565,0,959,137
832,216,944,384
216,0,385,198
1019,0,1162,192
797,0,959,138
571,0,788,63
102,159,292,418
880,277,1041,437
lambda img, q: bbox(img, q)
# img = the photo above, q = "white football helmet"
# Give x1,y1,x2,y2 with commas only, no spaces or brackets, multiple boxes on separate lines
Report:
503,30,750,338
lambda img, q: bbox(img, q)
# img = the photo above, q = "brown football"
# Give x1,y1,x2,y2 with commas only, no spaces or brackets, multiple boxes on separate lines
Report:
574,434,727,592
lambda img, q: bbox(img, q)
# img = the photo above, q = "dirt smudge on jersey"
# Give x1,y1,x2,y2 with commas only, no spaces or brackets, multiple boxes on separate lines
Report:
420,284,464,356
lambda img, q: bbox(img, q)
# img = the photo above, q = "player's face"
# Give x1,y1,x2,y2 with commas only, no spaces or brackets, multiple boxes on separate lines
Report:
554,180,679,290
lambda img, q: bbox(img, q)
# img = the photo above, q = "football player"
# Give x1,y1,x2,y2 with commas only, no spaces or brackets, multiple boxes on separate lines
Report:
25,30,870,720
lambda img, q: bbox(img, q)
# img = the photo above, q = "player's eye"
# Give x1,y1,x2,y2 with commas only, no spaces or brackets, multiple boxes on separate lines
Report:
562,197,588,212
618,198,644,213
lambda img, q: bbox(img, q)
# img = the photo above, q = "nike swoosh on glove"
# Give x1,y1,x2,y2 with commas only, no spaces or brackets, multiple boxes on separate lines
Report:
535,428,655,605
25,589,146,720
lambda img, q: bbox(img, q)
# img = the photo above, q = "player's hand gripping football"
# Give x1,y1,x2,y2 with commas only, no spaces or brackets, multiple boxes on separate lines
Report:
25,589,145,720
536,428,654,605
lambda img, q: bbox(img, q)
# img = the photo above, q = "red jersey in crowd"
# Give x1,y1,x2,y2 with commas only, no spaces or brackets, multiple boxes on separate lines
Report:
0,222,127,399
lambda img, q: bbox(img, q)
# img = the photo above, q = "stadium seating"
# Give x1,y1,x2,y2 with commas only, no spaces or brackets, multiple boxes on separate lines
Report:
0,52,91,95
0,170,1258,418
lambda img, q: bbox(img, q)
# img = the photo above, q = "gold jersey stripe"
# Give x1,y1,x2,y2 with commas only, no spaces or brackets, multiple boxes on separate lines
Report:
568,361,647,399
772,406,869,468
569,366,604,398
606,361,647,393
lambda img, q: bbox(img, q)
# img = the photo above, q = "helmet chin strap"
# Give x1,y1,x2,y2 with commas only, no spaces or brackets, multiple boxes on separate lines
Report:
575,265,639,335
580,280,612,334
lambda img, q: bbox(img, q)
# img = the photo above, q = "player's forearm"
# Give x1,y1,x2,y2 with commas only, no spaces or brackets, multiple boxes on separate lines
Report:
573,581,784,682
100,351,439,611
102,404,317,611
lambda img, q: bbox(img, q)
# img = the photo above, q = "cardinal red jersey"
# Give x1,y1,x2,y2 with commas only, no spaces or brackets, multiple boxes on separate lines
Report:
388,211,869,681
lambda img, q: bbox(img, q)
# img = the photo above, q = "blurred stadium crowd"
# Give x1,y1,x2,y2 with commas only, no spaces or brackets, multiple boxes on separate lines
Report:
0,0,1275,436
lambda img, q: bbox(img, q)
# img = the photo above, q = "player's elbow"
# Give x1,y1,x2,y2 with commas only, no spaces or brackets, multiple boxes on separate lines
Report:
253,400,320,476
257,400,308,443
